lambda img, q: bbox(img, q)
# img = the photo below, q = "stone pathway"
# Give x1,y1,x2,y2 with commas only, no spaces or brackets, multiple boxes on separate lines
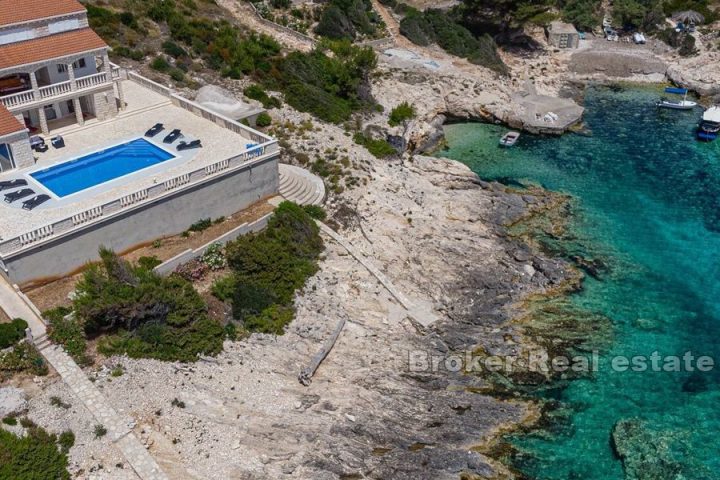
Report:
318,222,440,327
0,276,168,480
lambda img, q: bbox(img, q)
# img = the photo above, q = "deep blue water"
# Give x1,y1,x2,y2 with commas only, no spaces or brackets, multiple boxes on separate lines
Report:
440,85,720,479
31,138,175,197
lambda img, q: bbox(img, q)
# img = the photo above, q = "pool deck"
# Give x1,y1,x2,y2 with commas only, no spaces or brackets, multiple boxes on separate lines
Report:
0,80,262,240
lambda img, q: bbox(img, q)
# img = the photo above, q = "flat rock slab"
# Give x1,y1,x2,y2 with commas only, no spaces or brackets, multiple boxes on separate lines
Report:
0,386,27,417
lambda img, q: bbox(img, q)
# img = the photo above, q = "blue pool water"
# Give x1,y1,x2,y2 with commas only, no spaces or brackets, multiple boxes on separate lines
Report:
440,85,720,479
31,138,175,197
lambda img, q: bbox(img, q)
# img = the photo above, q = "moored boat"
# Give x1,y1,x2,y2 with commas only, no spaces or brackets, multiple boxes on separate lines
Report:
656,87,697,110
499,131,520,147
697,106,720,141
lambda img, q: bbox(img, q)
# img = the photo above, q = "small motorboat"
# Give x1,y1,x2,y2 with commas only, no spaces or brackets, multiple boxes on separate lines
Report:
656,87,697,110
697,106,720,142
500,131,520,147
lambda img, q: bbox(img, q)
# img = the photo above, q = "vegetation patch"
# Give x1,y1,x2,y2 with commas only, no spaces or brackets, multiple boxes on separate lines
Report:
45,248,224,363
212,202,323,334
0,342,48,378
315,0,381,40
388,101,415,127
0,318,28,349
0,426,71,480
353,132,396,158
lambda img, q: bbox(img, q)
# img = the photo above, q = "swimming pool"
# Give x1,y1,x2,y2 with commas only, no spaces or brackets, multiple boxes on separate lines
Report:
31,138,176,197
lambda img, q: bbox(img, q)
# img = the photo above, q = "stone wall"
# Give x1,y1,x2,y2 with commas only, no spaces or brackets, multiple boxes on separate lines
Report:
1,130,34,169
92,87,118,121
4,155,279,284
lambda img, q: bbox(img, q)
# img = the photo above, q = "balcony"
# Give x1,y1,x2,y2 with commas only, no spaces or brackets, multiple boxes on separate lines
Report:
0,71,113,111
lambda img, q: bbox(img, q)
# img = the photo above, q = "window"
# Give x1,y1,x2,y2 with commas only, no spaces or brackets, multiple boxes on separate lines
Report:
73,58,87,69
57,64,67,74
0,143,14,172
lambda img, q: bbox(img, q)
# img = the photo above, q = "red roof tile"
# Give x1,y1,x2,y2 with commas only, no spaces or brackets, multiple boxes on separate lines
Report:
0,0,85,27
0,104,25,136
0,28,107,70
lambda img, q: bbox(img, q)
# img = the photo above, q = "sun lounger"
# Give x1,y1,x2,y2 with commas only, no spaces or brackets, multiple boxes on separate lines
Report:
176,139,202,151
0,179,27,191
163,129,182,144
145,123,164,137
4,188,34,203
51,135,65,148
21,194,50,210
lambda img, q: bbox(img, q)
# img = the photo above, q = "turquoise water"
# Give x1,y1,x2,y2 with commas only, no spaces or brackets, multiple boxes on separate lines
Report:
440,85,720,479
31,138,175,197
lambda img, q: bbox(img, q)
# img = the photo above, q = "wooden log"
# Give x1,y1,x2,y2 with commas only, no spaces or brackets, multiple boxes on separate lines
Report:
298,317,346,386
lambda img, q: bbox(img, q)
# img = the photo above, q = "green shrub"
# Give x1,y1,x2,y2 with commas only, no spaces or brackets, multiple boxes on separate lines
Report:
45,308,89,365
0,427,70,479
171,398,186,408
189,218,212,232
93,425,107,438
0,318,28,349
0,342,48,377
388,101,415,126
162,40,187,58
150,56,171,72
72,248,224,362
215,202,323,334
243,85,282,109
169,68,185,82
58,431,75,454
112,46,144,61
303,205,327,220
2,416,17,426
256,112,272,127
201,243,226,271
353,132,396,158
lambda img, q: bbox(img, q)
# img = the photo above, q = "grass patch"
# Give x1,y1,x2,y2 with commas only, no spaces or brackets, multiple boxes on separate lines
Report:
353,132,396,158
0,342,48,378
0,318,28,349
388,101,415,127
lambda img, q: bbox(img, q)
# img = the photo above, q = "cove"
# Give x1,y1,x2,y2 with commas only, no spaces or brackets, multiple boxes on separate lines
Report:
439,84,720,479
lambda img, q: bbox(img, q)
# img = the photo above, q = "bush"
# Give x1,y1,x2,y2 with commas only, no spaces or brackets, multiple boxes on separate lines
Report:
45,308,89,365
72,248,224,362
0,342,48,377
150,56,171,72
2,416,17,426
162,40,187,58
58,431,75,454
0,318,28,349
201,243,226,271
388,101,415,126
169,68,185,82
243,85,282,109
215,202,323,334
303,205,327,220
353,132,396,158
256,112,272,127
188,218,212,232
93,425,107,438
0,427,70,479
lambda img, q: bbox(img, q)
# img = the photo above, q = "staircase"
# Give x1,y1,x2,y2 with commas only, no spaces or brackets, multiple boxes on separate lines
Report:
33,332,52,351
278,164,325,206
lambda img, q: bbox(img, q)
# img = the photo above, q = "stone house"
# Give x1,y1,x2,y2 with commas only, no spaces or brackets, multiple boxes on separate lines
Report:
547,21,580,49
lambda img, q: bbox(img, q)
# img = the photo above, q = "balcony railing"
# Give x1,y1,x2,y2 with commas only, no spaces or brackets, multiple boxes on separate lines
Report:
0,90,34,109
39,80,71,99
0,71,113,110
76,72,108,90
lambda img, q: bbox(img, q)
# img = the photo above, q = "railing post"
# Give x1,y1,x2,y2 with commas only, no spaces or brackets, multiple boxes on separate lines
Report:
67,61,77,90
29,71,40,101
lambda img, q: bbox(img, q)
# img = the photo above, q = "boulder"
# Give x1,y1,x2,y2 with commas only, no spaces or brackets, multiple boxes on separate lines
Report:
0,387,27,417
194,85,262,120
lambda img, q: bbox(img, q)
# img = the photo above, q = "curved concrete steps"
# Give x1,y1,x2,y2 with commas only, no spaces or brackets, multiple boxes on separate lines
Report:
278,164,325,206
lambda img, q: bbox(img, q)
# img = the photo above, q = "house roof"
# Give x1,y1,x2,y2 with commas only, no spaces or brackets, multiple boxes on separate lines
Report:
0,0,86,27
0,28,107,71
0,104,25,137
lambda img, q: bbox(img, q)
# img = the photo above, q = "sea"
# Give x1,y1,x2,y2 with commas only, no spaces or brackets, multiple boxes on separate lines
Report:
439,84,720,479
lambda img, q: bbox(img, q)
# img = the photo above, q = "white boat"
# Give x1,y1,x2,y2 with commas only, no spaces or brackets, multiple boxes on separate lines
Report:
698,106,720,141
500,131,520,147
656,87,697,110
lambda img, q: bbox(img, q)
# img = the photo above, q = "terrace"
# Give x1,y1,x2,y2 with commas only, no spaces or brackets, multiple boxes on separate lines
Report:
0,76,277,256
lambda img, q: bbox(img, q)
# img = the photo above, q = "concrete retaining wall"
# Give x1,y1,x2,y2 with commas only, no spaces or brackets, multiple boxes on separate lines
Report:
5,156,279,285
153,213,272,276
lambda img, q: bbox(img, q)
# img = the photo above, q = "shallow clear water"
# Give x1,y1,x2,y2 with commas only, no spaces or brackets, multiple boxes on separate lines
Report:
31,138,175,197
440,85,720,479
